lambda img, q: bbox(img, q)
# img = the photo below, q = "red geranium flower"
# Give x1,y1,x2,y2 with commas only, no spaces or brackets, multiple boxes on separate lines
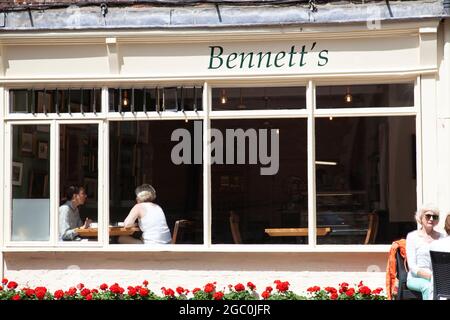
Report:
86,294,93,300
77,283,84,290
261,291,271,299
100,283,108,290
331,292,338,300
307,286,320,292
35,287,47,300
345,288,355,297
128,287,137,297
143,280,149,286
359,286,371,295
139,288,149,297
265,286,273,293
204,283,215,294
247,282,256,290
275,281,290,292
67,287,77,296
192,288,201,294
7,281,18,289
54,290,64,300
25,289,35,297
2,278,8,285
11,294,21,300
213,292,224,300
234,283,245,292
80,288,91,297
176,286,185,295
373,287,383,295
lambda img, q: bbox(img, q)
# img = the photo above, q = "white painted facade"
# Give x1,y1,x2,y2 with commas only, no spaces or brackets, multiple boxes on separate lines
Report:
1,18,449,294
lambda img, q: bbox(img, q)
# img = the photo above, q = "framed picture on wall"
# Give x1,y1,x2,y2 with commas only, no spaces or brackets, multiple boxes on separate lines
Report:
20,132,34,156
38,141,48,159
12,162,23,186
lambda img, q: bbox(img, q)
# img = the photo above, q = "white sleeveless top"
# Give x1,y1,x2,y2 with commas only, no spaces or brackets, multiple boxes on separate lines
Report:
138,203,172,244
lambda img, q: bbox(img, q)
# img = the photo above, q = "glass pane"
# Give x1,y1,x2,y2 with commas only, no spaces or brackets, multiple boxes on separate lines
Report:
316,83,414,109
315,116,417,244
11,125,50,241
212,87,306,110
9,89,101,114
108,87,202,113
109,120,203,244
59,124,98,242
211,118,308,244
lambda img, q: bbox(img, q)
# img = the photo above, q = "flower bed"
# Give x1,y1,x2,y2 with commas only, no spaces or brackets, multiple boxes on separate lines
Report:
0,278,386,300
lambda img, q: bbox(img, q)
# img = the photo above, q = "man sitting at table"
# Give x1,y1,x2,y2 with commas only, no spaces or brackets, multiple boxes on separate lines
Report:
59,185,92,241
118,184,172,245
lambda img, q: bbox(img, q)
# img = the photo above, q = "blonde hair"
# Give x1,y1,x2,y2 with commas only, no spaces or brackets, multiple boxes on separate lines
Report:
135,184,156,202
415,204,440,227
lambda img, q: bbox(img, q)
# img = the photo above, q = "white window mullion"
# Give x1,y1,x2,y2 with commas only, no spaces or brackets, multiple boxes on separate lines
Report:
415,75,423,211
1,87,5,278
307,80,317,247
203,82,212,247
49,120,59,245
102,87,109,248
4,122,12,245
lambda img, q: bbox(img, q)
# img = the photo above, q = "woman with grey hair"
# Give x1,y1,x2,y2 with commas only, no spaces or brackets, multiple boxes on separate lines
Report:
406,204,446,299
118,184,172,244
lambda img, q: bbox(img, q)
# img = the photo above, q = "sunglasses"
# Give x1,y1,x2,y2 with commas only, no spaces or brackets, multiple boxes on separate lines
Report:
424,214,439,221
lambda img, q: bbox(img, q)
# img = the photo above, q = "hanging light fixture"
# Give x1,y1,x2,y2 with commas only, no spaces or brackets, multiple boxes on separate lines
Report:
220,89,227,104
123,90,129,107
344,87,352,103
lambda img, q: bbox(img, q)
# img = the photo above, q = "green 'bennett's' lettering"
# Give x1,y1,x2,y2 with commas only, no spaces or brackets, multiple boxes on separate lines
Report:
318,50,329,66
257,52,272,68
209,46,224,69
208,44,329,70
226,53,238,69
239,52,254,68
274,51,286,67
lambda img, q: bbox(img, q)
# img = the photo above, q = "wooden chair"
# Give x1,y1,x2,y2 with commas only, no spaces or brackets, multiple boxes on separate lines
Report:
171,219,194,244
229,211,242,244
364,211,379,244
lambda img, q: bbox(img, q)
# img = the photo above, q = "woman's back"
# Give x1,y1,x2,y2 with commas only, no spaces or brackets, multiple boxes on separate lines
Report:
138,203,172,244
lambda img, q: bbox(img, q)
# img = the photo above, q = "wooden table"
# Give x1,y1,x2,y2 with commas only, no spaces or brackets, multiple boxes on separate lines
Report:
74,226,141,237
264,227,331,237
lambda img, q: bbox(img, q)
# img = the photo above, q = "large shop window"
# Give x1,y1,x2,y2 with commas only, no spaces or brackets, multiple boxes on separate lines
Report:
11,125,50,241
212,87,307,110
211,118,308,244
109,120,203,244
59,124,98,242
315,116,417,244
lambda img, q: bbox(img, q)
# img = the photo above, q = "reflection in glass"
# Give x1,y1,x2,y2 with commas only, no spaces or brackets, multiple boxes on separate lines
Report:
109,120,203,244
211,118,308,244
315,116,417,244
11,125,50,241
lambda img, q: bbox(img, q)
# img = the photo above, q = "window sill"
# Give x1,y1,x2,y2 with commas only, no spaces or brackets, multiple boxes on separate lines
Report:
2,244,391,253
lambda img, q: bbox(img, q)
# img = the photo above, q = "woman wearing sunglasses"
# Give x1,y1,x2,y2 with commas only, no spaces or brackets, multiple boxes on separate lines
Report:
406,204,446,300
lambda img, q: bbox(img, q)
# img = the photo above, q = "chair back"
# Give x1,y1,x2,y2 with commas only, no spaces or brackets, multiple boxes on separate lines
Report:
364,211,379,244
430,250,450,300
171,219,194,244
229,211,242,244
395,249,422,300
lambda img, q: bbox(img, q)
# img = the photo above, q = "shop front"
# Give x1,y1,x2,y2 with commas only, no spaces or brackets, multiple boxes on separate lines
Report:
0,3,449,293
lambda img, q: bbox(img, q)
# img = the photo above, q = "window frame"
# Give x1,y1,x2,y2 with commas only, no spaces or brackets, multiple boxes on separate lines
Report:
1,77,421,252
